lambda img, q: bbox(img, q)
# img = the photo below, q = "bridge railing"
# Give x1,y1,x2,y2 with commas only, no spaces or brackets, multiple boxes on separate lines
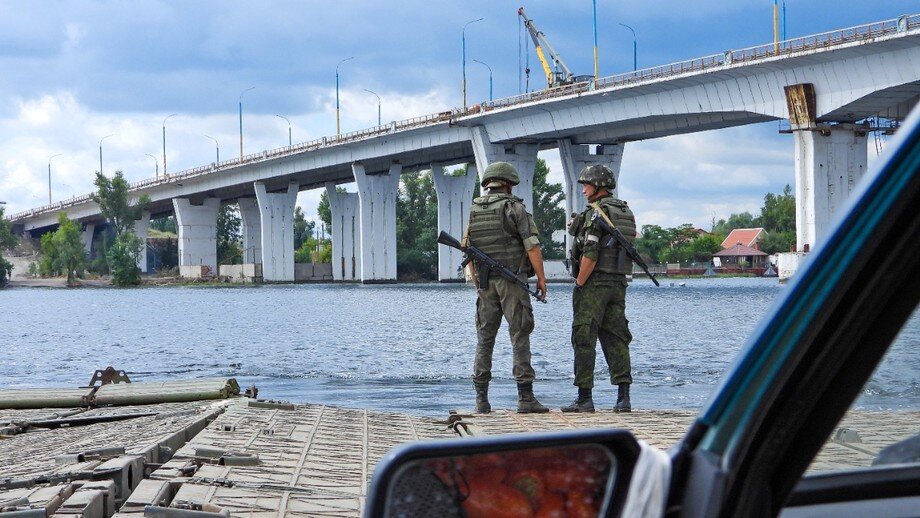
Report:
8,13,918,223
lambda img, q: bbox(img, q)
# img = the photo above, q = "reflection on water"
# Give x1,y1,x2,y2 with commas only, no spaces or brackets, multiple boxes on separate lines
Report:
1,278,915,416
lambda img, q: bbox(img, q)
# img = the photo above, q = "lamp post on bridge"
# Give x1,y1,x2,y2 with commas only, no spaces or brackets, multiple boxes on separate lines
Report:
275,114,292,147
162,113,177,179
336,56,354,137
619,23,637,72
98,134,114,176
204,134,220,165
462,17,484,110
471,59,492,102
144,153,159,179
47,153,62,204
239,86,256,161
363,89,381,126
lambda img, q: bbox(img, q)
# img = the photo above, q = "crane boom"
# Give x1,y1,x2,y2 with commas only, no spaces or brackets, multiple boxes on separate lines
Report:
518,7,575,88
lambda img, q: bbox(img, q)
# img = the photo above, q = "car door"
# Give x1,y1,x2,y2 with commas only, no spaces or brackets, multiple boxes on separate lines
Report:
669,107,920,517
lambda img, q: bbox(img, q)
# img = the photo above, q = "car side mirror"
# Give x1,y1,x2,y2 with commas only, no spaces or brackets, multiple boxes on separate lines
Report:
365,428,641,517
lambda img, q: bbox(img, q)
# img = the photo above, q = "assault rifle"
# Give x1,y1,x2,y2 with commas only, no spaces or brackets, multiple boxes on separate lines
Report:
588,203,660,287
437,231,547,303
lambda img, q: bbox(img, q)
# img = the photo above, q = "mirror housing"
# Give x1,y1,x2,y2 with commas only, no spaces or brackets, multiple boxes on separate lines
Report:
366,428,641,517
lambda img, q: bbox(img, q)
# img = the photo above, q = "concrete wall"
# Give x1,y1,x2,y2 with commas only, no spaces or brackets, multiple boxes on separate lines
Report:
294,263,333,281
219,263,263,283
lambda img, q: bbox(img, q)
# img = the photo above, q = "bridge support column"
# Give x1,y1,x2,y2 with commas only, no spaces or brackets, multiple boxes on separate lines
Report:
791,124,868,252
134,211,150,273
353,163,400,283
237,198,262,265
326,183,361,281
254,182,298,282
559,140,624,255
81,223,95,258
173,197,220,278
431,162,478,281
471,126,539,210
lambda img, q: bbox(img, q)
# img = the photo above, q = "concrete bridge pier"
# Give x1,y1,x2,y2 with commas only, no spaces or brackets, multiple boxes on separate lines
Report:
792,124,868,252
81,223,95,258
326,183,361,281
470,126,539,210
431,162,478,282
559,140,624,255
238,198,262,265
353,163,400,283
254,182,298,282
134,211,150,273
173,197,220,278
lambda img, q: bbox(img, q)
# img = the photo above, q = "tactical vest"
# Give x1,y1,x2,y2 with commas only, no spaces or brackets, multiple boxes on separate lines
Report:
585,197,637,275
467,193,527,270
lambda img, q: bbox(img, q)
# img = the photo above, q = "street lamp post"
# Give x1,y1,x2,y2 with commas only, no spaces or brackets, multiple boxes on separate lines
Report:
275,115,292,146
239,86,256,161
593,0,599,80
619,23,637,72
99,134,114,176
47,153,62,204
162,113,177,179
145,153,159,179
471,60,493,101
462,17,484,110
204,134,220,164
363,89,381,126
336,57,354,136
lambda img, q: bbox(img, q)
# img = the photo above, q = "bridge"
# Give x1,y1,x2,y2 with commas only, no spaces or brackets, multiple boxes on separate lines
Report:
7,14,920,282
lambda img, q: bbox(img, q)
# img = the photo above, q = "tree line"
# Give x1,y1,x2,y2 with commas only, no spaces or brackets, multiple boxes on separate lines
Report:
635,185,796,264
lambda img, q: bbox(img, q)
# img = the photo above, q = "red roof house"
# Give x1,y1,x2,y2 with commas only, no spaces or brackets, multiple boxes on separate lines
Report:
713,243,769,267
720,228,764,249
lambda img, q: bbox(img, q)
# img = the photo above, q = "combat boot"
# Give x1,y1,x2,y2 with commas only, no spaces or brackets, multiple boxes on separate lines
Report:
615,383,631,413
561,387,595,412
516,383,549,413
474,383,491,413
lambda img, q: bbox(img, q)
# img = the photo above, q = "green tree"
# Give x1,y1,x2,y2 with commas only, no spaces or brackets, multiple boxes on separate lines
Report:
150,215,177,234
51,213,87,285
396,171,439,279
93,170,149,285
760,184,795,233
39,232,59,277
712,211,759,236
687,234,724,262
532,158,566,259
108,233,143,286
217,205,242,265
92,171,150,235
635,224,671,264
0,206,17,286
293,206,315,250
760,230,795,254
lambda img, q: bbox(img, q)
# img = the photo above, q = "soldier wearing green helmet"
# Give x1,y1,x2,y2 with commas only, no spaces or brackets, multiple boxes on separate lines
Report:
463,161,549,414
562,164,637,413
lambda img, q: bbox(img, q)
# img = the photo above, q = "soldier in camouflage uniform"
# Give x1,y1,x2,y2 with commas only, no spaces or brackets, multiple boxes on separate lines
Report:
465,161,549,414
562,164,637,413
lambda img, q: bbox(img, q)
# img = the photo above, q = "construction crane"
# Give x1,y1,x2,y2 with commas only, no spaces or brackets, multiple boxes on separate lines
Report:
518,6,576,88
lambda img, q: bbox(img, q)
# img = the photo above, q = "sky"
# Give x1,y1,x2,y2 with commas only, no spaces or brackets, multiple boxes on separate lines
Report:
0,0,916,231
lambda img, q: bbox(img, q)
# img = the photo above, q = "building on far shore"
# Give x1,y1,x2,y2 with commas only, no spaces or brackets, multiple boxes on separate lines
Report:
713,243,769,268
720,228,764,250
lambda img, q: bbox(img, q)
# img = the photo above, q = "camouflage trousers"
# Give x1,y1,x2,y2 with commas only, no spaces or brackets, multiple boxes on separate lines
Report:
571,277,633,388
473,276,537,385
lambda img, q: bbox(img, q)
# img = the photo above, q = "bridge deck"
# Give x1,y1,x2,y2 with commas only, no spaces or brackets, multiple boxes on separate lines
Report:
1,396,916,516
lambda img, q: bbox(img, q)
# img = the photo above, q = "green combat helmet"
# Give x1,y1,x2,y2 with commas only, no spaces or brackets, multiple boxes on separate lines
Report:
480,161,520,188
577,164,616,190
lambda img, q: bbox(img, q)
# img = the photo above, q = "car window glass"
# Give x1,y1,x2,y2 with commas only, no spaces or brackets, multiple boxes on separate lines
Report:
805,306,920,474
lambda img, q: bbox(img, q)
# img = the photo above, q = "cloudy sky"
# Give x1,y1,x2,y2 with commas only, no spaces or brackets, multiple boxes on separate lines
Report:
0,0,915,230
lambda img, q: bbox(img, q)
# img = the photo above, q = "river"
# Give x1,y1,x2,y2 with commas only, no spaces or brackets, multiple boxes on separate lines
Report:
1,277,916,416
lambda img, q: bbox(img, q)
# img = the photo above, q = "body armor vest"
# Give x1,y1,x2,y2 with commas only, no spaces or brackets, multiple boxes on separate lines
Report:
467,194,527,271
583,197,637,276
